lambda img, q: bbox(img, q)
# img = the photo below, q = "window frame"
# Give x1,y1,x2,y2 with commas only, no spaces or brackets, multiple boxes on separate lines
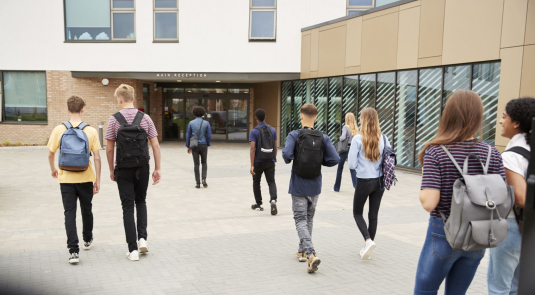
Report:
0,71,48,125
249,0,277,41
63,0,137,43
153,0,179,42
346,0,375,15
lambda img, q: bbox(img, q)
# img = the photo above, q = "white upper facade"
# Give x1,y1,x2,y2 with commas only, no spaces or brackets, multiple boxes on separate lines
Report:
0,0,350,74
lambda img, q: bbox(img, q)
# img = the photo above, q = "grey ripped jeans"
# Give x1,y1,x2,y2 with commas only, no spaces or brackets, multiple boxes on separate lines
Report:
292,195,319,257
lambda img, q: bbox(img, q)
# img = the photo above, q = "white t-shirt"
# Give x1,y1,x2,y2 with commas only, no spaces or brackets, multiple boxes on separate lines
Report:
502,133,530,217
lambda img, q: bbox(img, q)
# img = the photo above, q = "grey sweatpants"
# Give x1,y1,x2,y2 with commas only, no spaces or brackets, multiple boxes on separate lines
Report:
292,194,319,257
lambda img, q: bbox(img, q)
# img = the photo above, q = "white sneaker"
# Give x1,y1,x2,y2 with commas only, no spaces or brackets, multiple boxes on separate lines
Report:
139,238,149,254
126,250,140,261
83,238,93,250
69,253,79,264
360,241,376,260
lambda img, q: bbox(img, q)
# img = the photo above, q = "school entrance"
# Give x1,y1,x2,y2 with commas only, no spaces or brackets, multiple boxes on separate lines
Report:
161,84,251,142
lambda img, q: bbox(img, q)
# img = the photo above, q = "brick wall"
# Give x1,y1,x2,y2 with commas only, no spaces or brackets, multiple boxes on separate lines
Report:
0,71,163,145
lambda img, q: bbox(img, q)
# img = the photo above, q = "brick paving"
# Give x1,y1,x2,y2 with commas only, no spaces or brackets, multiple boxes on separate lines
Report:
0,143,488,295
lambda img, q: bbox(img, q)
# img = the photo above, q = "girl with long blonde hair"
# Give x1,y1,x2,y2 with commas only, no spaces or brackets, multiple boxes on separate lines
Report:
333,113,358,192
348,108,391,260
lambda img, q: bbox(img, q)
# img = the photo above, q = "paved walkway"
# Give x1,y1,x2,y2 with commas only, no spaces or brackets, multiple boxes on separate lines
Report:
0,143,488,295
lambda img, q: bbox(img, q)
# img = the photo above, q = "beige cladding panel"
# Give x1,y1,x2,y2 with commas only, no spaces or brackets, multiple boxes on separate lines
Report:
361,12,399,73
501,0,529,48
318,26,347,77
310,29,320,72
362,6,399,20
520,45,535,97
345,17,363,68
397,7,420,69
496,46,524,147
418,56,442,67
418,0,445,59
442,0,504,65
301,34,311,79
526,0,535,45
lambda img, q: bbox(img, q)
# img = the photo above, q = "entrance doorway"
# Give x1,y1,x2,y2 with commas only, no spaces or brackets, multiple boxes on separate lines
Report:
162,85,250,142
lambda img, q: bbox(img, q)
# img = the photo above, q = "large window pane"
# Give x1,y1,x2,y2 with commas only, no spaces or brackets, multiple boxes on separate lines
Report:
305,80,314,104
281,81,292,145
113,13,135,39
443,65,470,106
228,100,249,141
293,81,304,131
358,74,375,122
343,76,358,118
3,72,47,122
349,0,373,6
416,68,443,168
376,72,396,142
376,0,399,7
155,12,177,39
155,0,177,8
113,0,134,9
252,0,275,7
328,77,342,144
315,78,328,133
395,70,417,167
251,11,275,38
473,62,501,146
65,0,111,41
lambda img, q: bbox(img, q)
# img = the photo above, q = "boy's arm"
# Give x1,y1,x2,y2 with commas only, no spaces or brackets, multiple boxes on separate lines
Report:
185,123,192,148
323,136,340,167
282,132,296,164
206,123,212,146
48,151,58,178
93,150,101,194
106,140,115,181
150,137,161,185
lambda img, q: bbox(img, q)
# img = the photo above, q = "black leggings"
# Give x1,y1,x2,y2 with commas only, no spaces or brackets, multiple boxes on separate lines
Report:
353,177,385,241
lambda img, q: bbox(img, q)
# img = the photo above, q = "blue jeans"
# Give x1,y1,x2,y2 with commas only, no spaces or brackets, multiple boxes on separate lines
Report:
333,150,357,192
487,218,521,295
414,217,485,295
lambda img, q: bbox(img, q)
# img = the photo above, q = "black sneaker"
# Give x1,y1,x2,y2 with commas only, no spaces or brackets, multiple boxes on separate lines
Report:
83,238,93,250
270,200,278,216
202,179,208,188
195,183,201,189
251,204,264,211
69,253,79,264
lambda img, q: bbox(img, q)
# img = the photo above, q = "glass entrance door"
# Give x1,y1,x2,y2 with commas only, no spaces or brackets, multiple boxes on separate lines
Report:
164,98,183,140
206,99,228,141
185,98,204,139
228,99,249,141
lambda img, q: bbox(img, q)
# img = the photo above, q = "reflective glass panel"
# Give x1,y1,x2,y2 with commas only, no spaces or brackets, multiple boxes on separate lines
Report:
185,88,227,93
328,77,343,144
395,70,417,167
163,88,184,93
251,11,275,38
416,68,443,168
228,88,250,94
358,74,376,123
206,99,228,141
65,0,110,41
2,72,47,122
293,81,304,131
343,76,359,119
348,10,363,15
376,0,398,7
473,62,501,146
443,65,470,106
164,98,183,140
376,72,396,142
315,78,328,133
113,13,135,39
155,13,177,39
252,0,275,7
305,80,314,104
349,0,373,6
113,0,134,8
228,100,249,141
281,81,292,145
155,0,178,8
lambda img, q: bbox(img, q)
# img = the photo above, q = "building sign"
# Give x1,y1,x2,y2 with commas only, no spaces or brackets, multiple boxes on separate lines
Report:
156,73,208,78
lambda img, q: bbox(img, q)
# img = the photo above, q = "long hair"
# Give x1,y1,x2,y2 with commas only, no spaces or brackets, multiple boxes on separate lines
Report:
418,89,483,166
344,112,358,137
360,108,382,162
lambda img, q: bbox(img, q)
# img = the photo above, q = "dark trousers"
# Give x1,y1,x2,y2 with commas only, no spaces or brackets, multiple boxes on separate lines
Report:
252,161,277,205
192,144,208,183
60,182,94,254
116,164,150,252
333,150,357,192
353,177,385,241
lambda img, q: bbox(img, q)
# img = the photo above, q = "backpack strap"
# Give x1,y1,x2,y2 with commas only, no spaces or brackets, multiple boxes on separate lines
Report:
63,122,73,129
77,122,89,130
197,119,204,138
505,146,531,160
462,154,487,175
132,111,144,126
440,145,464,175
113,112,128,126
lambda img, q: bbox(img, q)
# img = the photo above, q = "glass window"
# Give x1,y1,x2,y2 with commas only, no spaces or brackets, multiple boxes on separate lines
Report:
185,88,227,93
228,99,249,141
142,84,150,114
473,62,501,146
65,0,111,41
292,81,304,131
252,0,276,7
228,88,250,94
315,78,328,132
155,0,178,8
281,81,292,145
358,74,376,122
375,0,398,7
395,70,417,167
343,76,359,117
376,72,396,142
328,77,343,145
112,13,135,39
348,10,365,15
163,88,184,93
2,72,47,122
348,0,373,6
113,0,134,9
305,80,315,104
443,65,471,106
416,68,443,168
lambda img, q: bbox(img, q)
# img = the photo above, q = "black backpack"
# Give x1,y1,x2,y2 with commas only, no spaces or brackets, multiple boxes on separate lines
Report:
293,128,324,178
504,146,530,232
255,125,276,160
114,111,149,169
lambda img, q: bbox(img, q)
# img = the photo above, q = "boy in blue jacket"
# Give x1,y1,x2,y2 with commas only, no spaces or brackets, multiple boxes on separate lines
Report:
282,103,339,273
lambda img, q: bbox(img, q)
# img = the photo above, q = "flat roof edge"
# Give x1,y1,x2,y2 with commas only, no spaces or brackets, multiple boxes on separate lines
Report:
301,0,417,32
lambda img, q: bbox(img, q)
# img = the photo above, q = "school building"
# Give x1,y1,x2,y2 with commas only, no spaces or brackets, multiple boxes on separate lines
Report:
1,0,534,169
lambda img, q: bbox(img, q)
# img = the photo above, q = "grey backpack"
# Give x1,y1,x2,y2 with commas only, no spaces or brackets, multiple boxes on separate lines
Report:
440,145,514,251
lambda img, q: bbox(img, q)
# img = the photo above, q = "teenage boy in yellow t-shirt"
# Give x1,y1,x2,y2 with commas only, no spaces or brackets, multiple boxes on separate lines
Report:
47,96,102,264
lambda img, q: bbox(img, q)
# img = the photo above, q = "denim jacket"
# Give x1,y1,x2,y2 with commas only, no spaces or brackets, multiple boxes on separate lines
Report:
186,117,211,147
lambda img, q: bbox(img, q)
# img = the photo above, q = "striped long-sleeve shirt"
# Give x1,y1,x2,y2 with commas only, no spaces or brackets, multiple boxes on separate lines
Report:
421,140,505,218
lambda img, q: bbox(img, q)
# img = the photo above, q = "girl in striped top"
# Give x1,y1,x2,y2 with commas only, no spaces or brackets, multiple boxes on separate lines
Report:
414,90,505,295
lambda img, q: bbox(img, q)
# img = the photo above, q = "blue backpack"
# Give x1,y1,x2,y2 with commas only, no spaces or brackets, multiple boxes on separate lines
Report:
58,122,90,172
